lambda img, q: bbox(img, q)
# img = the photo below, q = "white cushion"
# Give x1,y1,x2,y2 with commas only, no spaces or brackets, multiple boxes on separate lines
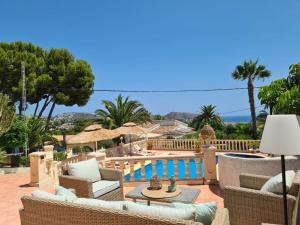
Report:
172,202,217,225
68,158,101,182
125,201,195,220
55,185,77,198
73,198,124,210
261,170,296,194
31,190,75,202
92,180,120,198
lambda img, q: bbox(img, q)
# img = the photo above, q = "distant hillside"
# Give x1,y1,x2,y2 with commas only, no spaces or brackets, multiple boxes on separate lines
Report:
164,112,197,123
52,112,98,123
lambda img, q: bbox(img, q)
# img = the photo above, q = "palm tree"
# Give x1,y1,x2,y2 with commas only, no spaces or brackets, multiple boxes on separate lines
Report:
27,118,55,150
256,110,268,131
95,95,151,129
232,59,271,138
191,105,223,130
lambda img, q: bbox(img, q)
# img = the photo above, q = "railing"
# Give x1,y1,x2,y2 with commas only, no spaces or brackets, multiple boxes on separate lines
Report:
149,139,198,151
104,153,205,182
148,139,260,152
202,139,260,152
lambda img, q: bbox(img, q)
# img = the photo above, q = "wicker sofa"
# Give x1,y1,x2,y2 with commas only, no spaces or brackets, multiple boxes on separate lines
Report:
19,196,230,225
59,167,124,201
224,170,300,225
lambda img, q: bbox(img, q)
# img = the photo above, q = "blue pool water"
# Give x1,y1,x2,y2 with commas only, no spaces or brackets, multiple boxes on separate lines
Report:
124,159,209,181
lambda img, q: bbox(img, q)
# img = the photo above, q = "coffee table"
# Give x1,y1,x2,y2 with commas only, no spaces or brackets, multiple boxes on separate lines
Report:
125,183,200,205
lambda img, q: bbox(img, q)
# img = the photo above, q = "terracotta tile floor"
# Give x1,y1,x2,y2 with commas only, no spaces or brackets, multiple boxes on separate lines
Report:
0,173,223,225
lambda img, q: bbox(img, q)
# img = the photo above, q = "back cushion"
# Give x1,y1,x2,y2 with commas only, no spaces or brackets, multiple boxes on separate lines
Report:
125,201,195,220
261,170,296,194
31,190,75,202
73,198,124,210
68,158,101,182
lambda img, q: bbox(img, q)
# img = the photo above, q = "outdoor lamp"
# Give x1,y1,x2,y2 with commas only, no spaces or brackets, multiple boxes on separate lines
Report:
260,115,300,225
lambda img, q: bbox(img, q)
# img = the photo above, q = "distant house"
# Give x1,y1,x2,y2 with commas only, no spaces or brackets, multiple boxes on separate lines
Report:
143,120,194,138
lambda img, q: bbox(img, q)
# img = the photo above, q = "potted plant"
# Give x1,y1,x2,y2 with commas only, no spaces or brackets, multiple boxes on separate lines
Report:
195,140,201,153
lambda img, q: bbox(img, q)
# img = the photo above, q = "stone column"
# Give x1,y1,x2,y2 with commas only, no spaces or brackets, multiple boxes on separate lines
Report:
30,152,52,187
202,145,217,184
44,145,54,178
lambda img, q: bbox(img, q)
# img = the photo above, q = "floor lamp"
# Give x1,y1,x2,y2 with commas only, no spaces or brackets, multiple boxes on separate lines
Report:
259,115,300,225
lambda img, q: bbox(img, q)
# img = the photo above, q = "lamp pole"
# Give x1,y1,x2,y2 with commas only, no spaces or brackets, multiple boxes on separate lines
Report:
281,155,288,225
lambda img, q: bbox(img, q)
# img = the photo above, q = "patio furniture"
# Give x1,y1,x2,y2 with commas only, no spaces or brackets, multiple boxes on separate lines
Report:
59,167,124,201
125,183,200,205
19,196,230,225
224,171,300,225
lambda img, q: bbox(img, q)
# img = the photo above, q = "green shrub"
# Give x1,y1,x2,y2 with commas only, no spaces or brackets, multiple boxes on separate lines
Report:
53,152,67,161
97,140,114,149
72,146,82,155
10,155,20,167
82,146,93,153
19,156,30,167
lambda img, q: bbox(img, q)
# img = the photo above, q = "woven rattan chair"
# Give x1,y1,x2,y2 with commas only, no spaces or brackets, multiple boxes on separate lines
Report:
224,170,300,225
19,196,230,225
59,167,124,201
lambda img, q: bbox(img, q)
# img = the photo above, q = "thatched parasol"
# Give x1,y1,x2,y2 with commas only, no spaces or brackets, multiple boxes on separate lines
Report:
114,122,148,136
114,122,149,155
67,124,120,147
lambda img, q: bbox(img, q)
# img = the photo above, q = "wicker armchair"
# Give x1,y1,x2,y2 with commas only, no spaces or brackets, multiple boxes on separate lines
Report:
224,171,300,225
59,167,124,201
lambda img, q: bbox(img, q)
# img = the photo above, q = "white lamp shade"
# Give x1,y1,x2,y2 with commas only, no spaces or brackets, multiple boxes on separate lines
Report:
259,115,300,155
260,115,300,155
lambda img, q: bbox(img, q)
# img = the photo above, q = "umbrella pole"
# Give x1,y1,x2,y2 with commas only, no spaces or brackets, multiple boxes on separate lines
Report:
130,134,132,156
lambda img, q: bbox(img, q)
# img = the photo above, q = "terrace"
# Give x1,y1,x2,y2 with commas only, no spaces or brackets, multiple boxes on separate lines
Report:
2,127,300,225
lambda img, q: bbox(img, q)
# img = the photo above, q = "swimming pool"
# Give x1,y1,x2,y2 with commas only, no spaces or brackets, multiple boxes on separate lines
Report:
124,157,219,181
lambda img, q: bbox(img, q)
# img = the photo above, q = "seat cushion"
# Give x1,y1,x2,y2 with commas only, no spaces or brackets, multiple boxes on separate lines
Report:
92,180,120,198
172,202,217,225
125,201,195,220
73,198,124,210
261,170,296,194
68,158,101,182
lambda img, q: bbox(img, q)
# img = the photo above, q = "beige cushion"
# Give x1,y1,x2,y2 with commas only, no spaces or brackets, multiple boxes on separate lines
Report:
73,198,123,210
125,201,195,220
92,180,120,198
31,190,76,202
68,158,101,182
261,170,296,194
55,185,77,198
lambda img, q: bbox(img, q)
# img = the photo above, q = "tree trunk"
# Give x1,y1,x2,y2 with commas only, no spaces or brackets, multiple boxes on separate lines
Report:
270,105,273,115
18,103,22,115
33,102,39,118
46,101,56,130
248,79,257,138
38,96,51,118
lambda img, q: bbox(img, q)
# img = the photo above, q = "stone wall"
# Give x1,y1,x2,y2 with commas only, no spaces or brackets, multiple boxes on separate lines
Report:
218,154,300,189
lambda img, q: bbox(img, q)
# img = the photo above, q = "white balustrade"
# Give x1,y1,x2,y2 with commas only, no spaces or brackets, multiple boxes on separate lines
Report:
147,139,260,152
104,153,208,182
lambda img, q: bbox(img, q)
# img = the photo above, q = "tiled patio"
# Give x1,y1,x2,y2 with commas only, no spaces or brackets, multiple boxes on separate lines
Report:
0,173,223,225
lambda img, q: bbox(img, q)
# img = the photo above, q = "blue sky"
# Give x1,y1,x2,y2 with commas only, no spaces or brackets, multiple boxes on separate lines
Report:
1,0,300,116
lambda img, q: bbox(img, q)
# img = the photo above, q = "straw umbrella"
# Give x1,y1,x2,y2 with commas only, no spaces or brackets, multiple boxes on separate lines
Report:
67,124,120,150
114,122,148,155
